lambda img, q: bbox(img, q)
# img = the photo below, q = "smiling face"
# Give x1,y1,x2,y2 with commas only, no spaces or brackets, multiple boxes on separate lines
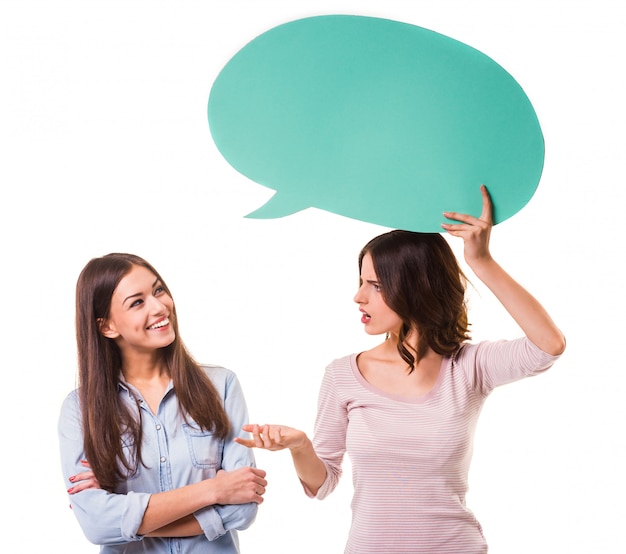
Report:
354,252,403,337
99,264,176,359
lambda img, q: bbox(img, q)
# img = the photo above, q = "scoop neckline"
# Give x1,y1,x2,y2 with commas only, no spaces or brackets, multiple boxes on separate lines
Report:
349,352,449,404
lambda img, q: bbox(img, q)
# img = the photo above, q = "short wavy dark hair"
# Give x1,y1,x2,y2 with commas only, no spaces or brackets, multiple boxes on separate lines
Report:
359,231,471,372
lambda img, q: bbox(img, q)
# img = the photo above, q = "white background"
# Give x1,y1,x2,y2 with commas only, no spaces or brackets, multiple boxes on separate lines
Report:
1,1,624,552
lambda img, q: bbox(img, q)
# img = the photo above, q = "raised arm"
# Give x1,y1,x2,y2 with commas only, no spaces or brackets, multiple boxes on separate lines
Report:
441,185,566,356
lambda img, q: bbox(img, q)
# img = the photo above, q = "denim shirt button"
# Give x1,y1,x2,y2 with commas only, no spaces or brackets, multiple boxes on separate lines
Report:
160,456,166,463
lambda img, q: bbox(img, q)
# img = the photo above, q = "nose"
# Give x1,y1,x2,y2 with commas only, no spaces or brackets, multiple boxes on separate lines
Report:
147,295,167,314
354,284,365,304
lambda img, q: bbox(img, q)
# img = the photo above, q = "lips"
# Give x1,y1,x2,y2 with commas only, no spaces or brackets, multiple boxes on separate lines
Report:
360,310,371,324
147,317,170,330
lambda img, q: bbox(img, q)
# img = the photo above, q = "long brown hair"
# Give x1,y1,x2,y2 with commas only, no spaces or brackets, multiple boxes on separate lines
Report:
359,231,470,372
75,253,230,491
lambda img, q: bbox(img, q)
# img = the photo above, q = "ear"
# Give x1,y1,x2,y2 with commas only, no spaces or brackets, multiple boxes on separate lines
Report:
97,318,120,339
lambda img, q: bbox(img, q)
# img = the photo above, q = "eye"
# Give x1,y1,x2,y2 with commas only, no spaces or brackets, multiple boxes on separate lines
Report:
154,285,165,295
130,298,144,308
373,283,382,292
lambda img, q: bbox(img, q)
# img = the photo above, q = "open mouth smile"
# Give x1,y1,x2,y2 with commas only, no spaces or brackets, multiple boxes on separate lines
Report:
147,317,170,330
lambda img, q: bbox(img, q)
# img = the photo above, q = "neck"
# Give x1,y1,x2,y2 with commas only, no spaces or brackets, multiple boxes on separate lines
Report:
387,327,419,352
120,351,168,383
385,328,440,370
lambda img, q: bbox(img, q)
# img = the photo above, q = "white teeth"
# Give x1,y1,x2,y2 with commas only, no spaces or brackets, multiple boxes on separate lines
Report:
149,318,169,330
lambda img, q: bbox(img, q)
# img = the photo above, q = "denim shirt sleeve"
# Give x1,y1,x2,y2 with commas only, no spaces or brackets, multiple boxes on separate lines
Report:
193,367,259,540
57,391,150,545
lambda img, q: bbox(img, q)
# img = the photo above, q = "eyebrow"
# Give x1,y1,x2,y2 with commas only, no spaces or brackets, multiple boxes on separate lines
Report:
122,277,160,306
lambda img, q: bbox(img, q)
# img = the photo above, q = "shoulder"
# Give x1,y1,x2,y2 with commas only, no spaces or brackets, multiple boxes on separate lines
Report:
199,363,236,379
325,353,355,373
198,364,242,397
60,388,80,412
58,389,82,433
199,363,236,385
320,354,358,392
456,337,561,367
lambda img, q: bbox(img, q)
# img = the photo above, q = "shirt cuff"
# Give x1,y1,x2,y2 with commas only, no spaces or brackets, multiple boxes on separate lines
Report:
194,506,226,541
121,491,151,540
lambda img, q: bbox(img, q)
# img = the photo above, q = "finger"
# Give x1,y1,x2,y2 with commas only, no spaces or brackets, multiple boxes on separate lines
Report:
69,470,95,482
251,468,267,478
234,438,255,448
251,424,265,448
68,481,91,494
254,474,268,487
261,424,274,448
443,211,474,225
68,477,99,494
479,184,493,223
271,426,283,443
441,222,472,234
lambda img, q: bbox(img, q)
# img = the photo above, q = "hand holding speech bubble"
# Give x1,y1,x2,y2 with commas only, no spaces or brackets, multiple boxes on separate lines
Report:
208,15,544,231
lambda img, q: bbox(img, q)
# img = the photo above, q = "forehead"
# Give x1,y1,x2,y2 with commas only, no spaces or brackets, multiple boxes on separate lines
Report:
113,265,158,297
360,253,377,278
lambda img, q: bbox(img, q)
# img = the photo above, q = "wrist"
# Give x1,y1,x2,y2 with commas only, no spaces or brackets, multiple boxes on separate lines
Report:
289,433,313,455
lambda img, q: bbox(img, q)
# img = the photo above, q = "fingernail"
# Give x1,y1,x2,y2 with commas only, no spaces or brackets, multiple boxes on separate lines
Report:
69,476,76,482
67,487,74,493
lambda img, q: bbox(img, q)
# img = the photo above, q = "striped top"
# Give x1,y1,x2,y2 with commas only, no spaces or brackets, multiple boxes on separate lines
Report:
304,338,560,553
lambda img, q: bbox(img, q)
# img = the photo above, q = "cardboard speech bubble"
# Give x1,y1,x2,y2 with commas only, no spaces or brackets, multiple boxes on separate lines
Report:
208,15,544,231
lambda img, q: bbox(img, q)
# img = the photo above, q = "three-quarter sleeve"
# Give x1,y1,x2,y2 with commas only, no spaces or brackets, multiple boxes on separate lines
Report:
304,361,348,500
459,337,562,397
57,391,150,545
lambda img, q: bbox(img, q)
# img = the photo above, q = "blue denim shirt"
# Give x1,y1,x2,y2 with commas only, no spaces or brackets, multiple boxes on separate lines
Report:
58,365,258,553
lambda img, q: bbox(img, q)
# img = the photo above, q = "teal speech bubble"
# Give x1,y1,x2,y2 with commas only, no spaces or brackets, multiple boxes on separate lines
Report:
208,15,544,231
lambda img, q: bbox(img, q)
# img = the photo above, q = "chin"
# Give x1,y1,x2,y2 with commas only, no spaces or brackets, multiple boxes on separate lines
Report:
364,327,385,336
160,334,176,348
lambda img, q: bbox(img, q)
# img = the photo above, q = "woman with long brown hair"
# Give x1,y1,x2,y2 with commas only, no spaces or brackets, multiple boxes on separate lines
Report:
236,186,566,553
58,253,267,553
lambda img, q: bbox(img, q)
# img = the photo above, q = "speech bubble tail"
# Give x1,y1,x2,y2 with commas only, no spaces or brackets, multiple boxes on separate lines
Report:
244,190,308,220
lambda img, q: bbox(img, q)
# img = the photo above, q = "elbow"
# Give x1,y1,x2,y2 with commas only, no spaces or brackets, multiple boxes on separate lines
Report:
547,332,567,357
82,528,126,546
235,502,259,531
215,502,259,533
72,507,135,546
531,330,566,357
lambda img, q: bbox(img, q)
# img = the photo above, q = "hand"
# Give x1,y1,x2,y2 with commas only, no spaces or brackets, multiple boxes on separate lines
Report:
441,184,494,268
236,424,307,452
67,460,100,494
211,466,268,505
